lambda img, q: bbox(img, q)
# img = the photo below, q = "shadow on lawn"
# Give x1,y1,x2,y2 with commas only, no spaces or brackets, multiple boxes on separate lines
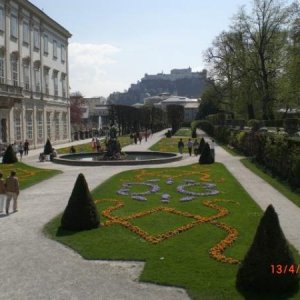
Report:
237,287,299,300
55,227,79,237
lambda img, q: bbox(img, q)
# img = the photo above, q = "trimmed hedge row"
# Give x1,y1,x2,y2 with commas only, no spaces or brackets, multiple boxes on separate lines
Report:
196,120,300,189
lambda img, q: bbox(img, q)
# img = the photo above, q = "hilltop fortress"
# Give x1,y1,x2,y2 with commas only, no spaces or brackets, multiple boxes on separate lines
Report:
108,68,208,105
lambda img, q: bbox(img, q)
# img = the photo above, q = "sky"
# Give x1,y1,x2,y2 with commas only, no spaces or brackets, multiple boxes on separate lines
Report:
30,0,249,98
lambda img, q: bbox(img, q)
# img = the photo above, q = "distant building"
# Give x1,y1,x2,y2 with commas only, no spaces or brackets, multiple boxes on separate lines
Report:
78,97,108,129
94,104,110,129
0,0,71,148
143,94,200,122
161,96,199,122
143,67,207,82
144,93,170,106
132,102,143,108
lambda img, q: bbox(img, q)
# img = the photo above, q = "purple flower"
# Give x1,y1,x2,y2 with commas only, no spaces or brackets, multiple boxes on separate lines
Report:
166,178,174,185
117,189,129,195
180,196,194,202
132,195,147,201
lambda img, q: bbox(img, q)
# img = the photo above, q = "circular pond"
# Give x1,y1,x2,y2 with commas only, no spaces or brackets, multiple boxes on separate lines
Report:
53,151,182,166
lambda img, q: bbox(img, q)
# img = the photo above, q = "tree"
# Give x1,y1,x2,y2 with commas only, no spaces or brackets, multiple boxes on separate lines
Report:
61,173,100,231
166,105,184,133
70,91,84,125
2,145,18,164
205,0,295,120
198,137,206,155
44,139,53,155
197,86,220,119
236,205,299,296
232,0,293,119
277,13,300,115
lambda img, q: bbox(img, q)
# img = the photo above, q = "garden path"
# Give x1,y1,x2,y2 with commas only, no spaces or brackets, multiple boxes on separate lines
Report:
0,130,193,300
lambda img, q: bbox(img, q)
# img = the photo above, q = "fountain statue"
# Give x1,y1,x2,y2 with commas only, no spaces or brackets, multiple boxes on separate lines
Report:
103,125,125,160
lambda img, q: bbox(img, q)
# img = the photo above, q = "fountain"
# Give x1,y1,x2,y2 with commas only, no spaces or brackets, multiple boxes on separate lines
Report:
53,126,182,166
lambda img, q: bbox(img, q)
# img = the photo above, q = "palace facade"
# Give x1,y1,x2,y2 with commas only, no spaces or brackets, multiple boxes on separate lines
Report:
0,0,71,149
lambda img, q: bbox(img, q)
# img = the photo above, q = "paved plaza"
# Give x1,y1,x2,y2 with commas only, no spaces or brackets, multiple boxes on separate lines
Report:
0,129,300,300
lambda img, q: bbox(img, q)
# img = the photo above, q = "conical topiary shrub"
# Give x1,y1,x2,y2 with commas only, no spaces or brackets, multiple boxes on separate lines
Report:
44,139,53,155
61,173,100,231
198,137,205,155
191,129,197,138
236,205,299,296
199,142,214,164
2,144,18,164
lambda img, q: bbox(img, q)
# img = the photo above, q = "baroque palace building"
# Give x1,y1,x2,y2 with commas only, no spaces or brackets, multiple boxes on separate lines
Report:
0,0,71,149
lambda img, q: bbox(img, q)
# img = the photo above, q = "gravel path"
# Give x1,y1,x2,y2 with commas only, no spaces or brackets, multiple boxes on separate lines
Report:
1,129,300,300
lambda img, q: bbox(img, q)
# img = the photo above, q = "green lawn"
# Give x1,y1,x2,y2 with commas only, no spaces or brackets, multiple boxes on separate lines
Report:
0,162,61,189
241,158,300,208
57,136,132,154
150,137,192,153
44,163,300,299
174,127,192,136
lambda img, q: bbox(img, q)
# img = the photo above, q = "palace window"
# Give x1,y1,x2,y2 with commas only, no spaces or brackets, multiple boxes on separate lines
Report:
62,113,67,139
0,7,4,32
44,68,49,94
37,111,43,139
33,28,40,49
23,22,29,44
46,112,51,139
54,112,60,140
53,40,57,58
61,44,66,62
34,68,40,92
26,111,33,140
10,15,18,38
61,74,66,98
53,71,58,96
11,59,18,86
23,64,30,90
44,35,48,54
0,57,4,84
14,111,21,141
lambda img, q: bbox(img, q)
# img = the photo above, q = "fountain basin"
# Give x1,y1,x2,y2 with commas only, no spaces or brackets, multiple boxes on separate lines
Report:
53,151,182,166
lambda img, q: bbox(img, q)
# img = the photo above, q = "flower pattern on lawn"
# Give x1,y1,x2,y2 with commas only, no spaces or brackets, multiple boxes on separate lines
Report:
97,167,239,265
117,181,160,201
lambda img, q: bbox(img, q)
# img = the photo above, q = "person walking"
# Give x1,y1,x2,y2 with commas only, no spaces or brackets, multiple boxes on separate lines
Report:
18,142,24,161
210,139,215,162
0,172,6,213
91,138,96,152
130,133,134,144
138,132,142,144
24,140,29,156
187,138,193,156
70,146,76,153
178,138,184,154
193,139,199,156
133,133,137,144
12,142,18,155
96,138,101,152
5,170,20,215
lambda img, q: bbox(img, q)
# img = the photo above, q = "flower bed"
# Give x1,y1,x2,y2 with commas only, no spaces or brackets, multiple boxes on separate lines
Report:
97,197,239,265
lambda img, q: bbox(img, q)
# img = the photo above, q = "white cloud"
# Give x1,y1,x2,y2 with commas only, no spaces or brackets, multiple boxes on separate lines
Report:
69,42,124,97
